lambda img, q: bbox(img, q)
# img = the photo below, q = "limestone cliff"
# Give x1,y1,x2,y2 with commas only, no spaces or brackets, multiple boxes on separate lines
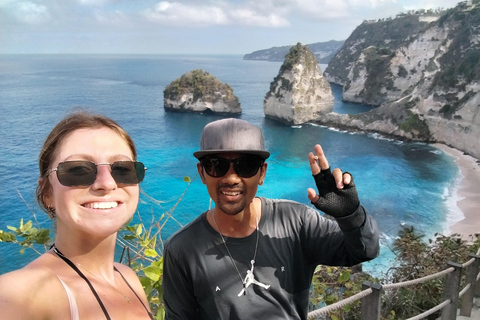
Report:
264,43,334,125
164,69,241,114
320,2,480,159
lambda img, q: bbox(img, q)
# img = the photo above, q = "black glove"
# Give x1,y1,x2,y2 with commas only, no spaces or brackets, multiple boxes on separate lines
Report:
311,168,360,217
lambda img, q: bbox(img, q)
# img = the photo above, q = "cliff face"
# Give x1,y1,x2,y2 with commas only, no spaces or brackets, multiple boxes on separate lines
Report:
264,43,334,125
244,40,344,64
322,2,480,159
164,69,241,114
324,15,431,88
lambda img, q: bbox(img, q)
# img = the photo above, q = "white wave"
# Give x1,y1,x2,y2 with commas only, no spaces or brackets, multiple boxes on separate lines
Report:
367,132,395,141
380,232,392,241
442,169,465,235
291,125,302,129
327,127,342,132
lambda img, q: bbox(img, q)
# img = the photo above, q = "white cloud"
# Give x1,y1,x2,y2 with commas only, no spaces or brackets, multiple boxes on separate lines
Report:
78,0,112,6
9,1,50,24
143,1,289,27
229,9,289,27
403,0,460,10
144,1,229,26
94,10,130,25
291,0,401,19
0,0,15,7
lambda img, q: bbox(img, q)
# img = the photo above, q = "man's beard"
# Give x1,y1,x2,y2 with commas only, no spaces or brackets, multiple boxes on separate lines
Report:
215,185,248,216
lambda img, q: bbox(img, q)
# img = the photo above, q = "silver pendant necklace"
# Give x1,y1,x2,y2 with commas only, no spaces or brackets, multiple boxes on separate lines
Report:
212,210,270,297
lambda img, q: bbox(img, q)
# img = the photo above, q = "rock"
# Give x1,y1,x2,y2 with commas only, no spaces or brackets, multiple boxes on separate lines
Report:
320,3,480,159
164,69,241,114
263,43,334,125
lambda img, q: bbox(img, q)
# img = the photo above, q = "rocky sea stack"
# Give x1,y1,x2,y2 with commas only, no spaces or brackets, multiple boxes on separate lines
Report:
164,69,241,114
264,43,334,125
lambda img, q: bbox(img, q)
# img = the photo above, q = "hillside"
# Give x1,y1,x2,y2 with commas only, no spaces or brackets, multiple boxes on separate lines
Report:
243,40,344,64
319,1,480,159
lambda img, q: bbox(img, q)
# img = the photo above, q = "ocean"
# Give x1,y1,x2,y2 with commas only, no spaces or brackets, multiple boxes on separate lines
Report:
0,54,461,276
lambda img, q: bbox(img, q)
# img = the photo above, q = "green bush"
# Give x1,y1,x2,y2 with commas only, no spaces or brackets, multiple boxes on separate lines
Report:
164,69,238,103
382,226,480,319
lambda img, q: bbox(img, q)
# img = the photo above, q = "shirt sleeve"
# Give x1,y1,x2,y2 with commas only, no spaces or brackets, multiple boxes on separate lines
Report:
302,204,379,267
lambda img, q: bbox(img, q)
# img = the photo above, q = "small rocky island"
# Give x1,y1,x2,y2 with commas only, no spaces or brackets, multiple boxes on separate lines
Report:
264,43,334,125
164,69,241,114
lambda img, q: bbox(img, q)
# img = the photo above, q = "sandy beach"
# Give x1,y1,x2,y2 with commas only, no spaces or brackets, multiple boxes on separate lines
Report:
434,143,480,241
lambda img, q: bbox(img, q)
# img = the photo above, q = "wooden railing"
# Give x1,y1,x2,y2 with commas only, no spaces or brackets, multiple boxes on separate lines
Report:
307,249,480,320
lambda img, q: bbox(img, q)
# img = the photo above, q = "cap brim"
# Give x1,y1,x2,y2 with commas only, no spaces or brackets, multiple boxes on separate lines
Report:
193,149,270,160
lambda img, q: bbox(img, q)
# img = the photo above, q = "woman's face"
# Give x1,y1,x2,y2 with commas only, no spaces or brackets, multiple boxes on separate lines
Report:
44,127,140,238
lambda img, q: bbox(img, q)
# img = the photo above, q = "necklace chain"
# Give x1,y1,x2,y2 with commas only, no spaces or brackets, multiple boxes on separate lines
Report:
53,245,131,303
78,263,131,303
212,210,261,295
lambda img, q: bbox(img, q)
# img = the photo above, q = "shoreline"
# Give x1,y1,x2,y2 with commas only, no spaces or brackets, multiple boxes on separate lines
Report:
434,143,480,241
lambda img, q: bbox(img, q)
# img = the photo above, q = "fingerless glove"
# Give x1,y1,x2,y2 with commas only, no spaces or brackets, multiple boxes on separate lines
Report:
311,168,360,217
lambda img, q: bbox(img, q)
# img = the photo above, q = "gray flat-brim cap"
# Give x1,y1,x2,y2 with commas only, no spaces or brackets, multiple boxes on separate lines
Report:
193,118,270,160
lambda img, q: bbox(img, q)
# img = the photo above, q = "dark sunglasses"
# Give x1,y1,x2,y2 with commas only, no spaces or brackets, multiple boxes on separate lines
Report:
48,160,146,187
200,156,264,178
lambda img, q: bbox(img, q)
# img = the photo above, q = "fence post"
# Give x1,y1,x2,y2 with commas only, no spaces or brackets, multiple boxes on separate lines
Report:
476,256,480,297
361,281,382,320
441,262,463,320
460,254,480,316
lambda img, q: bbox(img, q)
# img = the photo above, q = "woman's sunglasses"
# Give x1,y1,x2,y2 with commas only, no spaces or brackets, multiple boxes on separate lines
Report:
48,160,146,187
200,156,264,178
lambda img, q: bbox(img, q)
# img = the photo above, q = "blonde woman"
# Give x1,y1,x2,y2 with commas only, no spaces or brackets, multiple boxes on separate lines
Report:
0,112,154,320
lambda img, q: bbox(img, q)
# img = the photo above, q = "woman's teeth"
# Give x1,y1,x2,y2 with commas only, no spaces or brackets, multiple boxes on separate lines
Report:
84,202,119,209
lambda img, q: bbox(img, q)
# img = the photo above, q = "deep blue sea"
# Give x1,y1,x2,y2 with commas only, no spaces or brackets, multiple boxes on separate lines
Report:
0,54,460,277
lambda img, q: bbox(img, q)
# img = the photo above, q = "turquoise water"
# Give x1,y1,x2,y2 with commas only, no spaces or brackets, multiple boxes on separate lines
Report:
0,54,459,276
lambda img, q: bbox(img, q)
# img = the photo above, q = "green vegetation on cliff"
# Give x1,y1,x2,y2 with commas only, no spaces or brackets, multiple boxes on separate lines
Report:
325,15,431,85
279,43,318,73
266,43,318,99
164,69,238,103
353,47,396,105
431,4,480,96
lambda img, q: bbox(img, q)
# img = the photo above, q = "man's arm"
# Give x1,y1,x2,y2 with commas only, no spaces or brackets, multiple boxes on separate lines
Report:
304,144,380,265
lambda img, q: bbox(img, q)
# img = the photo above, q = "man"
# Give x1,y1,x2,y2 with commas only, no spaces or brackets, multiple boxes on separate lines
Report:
163,118,379,320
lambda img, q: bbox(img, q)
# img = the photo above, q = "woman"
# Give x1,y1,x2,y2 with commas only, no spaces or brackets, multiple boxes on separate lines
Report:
0,111,154,319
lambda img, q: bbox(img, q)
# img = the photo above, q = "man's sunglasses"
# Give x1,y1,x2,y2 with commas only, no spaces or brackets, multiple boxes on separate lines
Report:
200,156,264,178
48,160,146,187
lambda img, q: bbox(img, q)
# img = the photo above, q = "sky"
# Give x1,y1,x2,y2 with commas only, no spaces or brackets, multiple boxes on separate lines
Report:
0,0,463,55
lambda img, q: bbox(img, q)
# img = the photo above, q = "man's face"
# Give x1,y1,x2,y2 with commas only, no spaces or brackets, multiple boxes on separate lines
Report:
197,153,267,216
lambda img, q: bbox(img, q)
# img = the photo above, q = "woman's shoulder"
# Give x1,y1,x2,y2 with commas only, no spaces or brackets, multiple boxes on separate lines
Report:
0,253,70,319
1,254,57,291
114,262,138,279
113,262,150,304
114,263,145,290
